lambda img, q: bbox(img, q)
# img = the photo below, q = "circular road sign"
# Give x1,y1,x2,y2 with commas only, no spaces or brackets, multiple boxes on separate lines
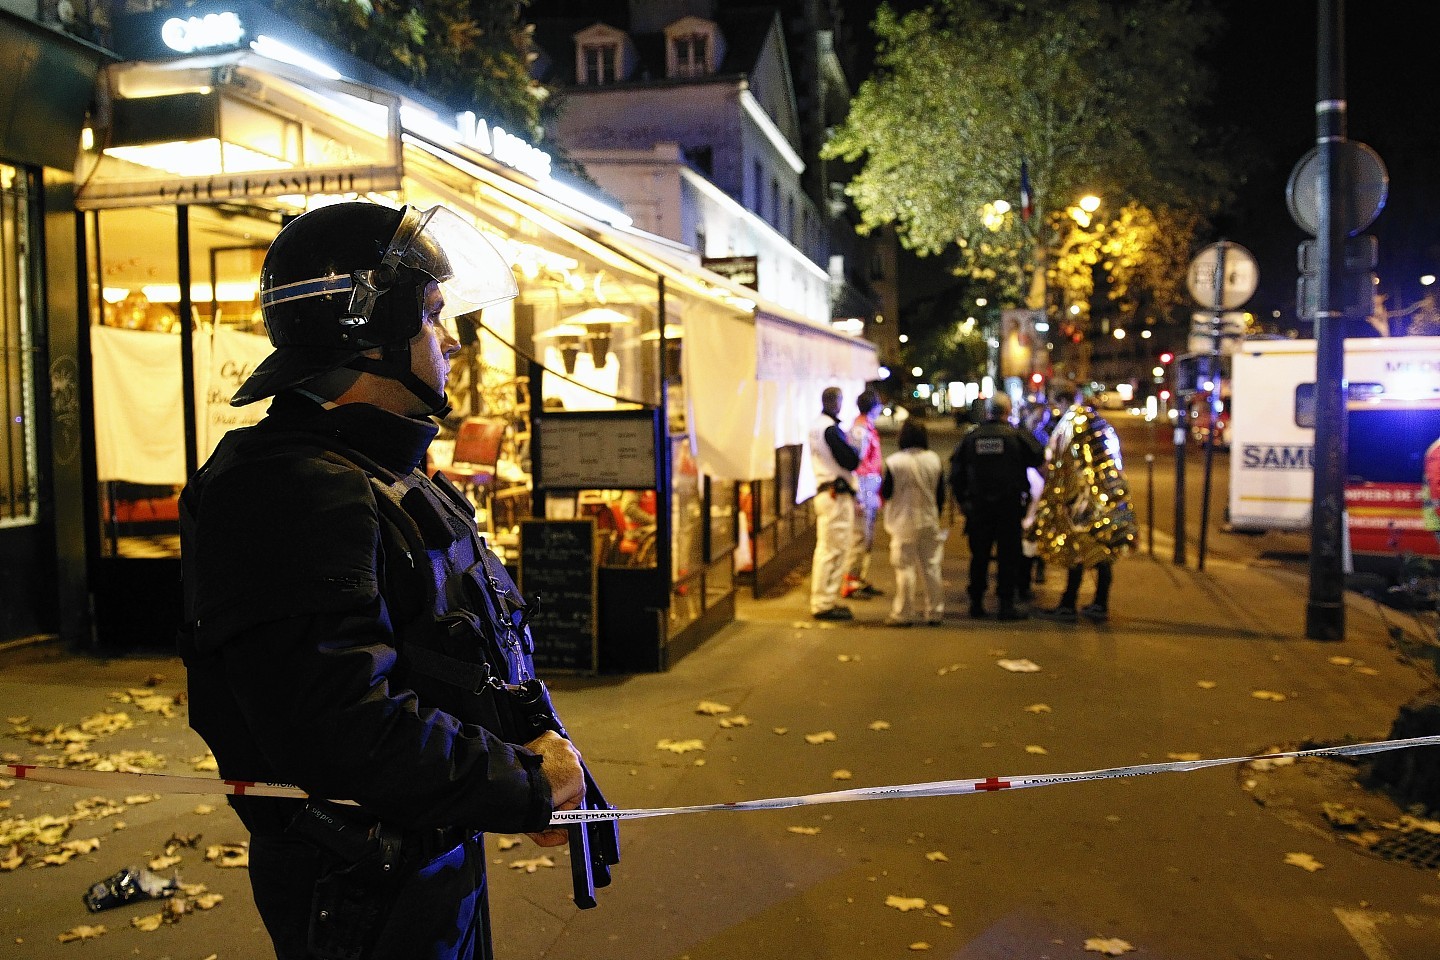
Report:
1187,242,1258,309
1285,141,1388,236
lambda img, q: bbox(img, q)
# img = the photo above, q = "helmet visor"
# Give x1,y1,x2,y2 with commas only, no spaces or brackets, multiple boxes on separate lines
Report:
392,206,518,320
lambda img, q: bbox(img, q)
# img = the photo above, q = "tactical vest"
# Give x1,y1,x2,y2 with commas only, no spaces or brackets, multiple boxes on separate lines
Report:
356,452,535,733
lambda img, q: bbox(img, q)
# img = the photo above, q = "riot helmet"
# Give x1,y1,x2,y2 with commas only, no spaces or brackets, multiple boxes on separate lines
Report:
232,201,518,411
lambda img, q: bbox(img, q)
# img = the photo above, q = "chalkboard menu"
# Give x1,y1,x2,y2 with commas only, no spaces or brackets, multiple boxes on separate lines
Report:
519,519,598,673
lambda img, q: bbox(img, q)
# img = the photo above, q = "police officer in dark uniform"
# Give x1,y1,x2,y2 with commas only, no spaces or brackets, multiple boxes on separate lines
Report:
178,202,587,960
949,392,1045,620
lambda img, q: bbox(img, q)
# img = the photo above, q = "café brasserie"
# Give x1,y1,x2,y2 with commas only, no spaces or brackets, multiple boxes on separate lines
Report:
14,2,876,671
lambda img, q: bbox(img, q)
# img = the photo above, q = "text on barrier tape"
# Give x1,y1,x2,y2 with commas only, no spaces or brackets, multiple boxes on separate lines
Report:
7,734,1440,827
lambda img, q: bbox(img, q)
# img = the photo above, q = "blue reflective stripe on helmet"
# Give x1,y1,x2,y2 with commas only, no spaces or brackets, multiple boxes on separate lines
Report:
260,274,354,309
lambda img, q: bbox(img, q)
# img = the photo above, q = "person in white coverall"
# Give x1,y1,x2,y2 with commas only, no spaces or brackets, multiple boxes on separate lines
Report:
808,385,862,620
880,419,947,626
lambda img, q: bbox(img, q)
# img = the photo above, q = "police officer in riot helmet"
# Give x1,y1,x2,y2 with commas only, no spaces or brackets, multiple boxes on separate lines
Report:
949,392,1045,620
179,201,587,960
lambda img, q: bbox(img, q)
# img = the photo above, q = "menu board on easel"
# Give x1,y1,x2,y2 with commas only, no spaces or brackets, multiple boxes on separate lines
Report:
534,409,659,489
518,519,597,673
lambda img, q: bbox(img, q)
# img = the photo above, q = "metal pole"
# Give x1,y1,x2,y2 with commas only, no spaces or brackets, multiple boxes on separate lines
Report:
1306,0,1347,640
1145,453,1155,557
177,205,199,479
1197,243,1227,572
1172,394,1187,567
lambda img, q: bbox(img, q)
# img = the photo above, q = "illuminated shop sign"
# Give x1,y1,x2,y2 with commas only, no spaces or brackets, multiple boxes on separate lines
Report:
455,111,552,181
162,12,245,53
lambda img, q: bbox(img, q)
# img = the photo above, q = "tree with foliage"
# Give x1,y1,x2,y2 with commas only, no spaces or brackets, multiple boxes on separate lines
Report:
824,0,1233,336
259,0,544,137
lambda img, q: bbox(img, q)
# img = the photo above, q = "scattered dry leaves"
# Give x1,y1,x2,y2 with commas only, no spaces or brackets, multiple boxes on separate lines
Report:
56,924,106,943
868,720,891,731
717,716,750,729
831,770,852,780
695,701,731,716
909,943,931,951
508,856,555,873
1025,745,1048,755
997,659,1041,673
656,739,705,754
1023,704,1052,714
787,826,820,836
204,842,249,868
772,727,789,736
1166,752,1202,762
885,895,927,912
1251,690,1288,702
804,731,837,745
925,851,948,863
1084,937,1135,956
496,837,522,851
1196,680,1217,689
1284,852,1324,872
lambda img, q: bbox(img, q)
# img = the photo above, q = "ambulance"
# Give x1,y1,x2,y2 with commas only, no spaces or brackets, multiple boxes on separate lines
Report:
1227,336,1440,565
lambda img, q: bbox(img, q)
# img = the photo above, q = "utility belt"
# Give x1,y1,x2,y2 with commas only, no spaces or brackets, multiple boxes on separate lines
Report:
817,478,854,496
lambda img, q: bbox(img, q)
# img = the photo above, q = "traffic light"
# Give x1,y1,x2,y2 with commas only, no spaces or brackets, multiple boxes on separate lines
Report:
1159,351,1174,365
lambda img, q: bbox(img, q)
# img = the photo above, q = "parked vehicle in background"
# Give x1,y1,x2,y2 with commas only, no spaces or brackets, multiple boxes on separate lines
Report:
1188,392,1230,449
1228,336,1440,570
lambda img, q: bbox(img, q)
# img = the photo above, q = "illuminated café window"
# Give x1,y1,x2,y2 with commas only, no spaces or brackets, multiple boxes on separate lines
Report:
87,203,282,559
0,164,39,529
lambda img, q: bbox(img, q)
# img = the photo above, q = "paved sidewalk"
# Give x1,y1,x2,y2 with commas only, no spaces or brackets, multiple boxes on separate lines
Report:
2,538,1438,959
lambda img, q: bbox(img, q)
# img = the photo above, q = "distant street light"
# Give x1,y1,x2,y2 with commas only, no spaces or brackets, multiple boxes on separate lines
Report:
911,366,924,377
1113,328,1126,340
1422,274,1436,287
899,334,909,343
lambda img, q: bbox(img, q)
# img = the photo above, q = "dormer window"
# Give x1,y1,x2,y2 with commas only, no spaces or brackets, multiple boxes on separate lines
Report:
672,33,708,78
580,43,619,84
665,16,723,79
574,23,634,85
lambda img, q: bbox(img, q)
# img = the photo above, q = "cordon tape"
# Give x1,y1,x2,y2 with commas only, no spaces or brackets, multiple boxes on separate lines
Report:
7,734,1440,827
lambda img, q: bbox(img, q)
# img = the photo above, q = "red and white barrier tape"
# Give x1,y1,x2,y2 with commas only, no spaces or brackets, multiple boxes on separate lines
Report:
7,734,1440,827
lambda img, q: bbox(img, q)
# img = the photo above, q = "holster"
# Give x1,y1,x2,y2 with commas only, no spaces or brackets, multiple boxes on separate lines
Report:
289,802,403,960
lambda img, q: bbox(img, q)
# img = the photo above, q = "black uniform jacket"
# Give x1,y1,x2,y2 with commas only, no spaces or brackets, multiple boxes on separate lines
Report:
179,393,553,838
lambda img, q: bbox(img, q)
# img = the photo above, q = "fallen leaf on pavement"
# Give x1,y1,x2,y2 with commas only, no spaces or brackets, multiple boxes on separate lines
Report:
0,844,22,870
1398,815,1440,834
885,895,927,912
1025,745,1048,755
496,837,522,851
997,659,1041,673
57,925,106,942
131,914,164,932
909,943,931,951
805,731,837,745
1328,655,1356,666
123,794,159,806
204,843,249,868
695,701,731,716
191,754,218,772
193,804,214,815
1247,756,1294,771
1024,704,1051,713
937,663,967,675
832,770,852,780
932,904,951,916
149,854,182,871
1084,937,1134,955
193,893,223,909
1166,752,1201,762
1284,852,1324,872
925,851,948,863
1355,666,1380,676
509,856,555,873
1196,680,1217,689
772,727,789,735
868,720,891,731
718,716,750,729
1251,690,1287,702
787,826,821,835
35,850,78,867
1322,802,1368,828
656,739,705,754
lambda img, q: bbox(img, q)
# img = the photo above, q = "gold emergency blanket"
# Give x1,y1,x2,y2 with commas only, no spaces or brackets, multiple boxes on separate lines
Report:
1031,404,1138,567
